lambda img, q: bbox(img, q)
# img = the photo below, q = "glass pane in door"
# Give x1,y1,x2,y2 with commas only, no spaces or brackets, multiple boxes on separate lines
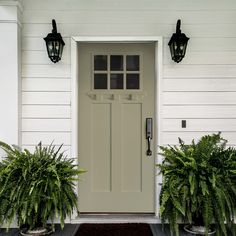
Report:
94,73,107,89
110,55,123,71
110,73,123,89
126,55,139,71
126,74,139,89
94,55,107,70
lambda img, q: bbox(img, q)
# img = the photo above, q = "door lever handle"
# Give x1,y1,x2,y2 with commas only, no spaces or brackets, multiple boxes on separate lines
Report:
147,136,152,156
146,118,153,156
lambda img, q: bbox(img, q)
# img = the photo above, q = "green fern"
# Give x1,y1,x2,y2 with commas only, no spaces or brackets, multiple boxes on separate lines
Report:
0,142,86,230
158,133,236,236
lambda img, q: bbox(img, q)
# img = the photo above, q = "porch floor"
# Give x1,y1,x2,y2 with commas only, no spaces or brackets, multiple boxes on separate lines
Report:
0,224,192,236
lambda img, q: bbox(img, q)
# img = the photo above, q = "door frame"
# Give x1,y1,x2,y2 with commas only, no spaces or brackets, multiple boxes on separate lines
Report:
71,36,163,220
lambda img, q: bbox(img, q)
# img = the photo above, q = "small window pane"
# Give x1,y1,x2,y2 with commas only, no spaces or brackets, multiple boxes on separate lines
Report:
126,55,139,71
110,74,123,89
94,74,107,89
110,55,123,71
126,74,139,89
94,55,107,71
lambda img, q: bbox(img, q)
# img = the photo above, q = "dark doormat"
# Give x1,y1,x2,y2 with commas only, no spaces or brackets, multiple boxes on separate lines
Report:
75,223,153,236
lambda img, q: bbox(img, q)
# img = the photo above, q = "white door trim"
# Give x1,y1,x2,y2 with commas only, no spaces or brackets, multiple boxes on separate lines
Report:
71,36,163,221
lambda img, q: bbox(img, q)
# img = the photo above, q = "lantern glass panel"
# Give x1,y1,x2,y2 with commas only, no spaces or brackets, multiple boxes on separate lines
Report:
47,41,53,53
59,44,63,58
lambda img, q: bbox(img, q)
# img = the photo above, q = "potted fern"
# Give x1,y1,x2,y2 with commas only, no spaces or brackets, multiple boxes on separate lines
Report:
158,133,236,236
0,142,85,235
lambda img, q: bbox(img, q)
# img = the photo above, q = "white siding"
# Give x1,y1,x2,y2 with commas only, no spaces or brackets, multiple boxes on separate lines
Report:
22,78,71,91
22,119,70,132
22,105,70,118
21,0,236,150
22,132,70,145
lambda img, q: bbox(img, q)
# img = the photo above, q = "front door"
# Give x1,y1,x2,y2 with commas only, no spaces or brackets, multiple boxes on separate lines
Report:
78,43,155,213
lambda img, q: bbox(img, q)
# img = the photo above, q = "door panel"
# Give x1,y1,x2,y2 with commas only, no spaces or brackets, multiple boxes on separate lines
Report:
121,103,142,192
78,43,155,213
91,103,111,192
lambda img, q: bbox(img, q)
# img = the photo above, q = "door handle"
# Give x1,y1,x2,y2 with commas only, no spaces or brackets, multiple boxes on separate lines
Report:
146,118,153,156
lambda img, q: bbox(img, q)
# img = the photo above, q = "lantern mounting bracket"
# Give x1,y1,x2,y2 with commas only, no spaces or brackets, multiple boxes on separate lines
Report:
176,19,181,34
52,19,57,34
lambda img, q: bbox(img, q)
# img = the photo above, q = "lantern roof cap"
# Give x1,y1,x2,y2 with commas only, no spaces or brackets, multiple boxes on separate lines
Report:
168,19,189,45
44,19,65,45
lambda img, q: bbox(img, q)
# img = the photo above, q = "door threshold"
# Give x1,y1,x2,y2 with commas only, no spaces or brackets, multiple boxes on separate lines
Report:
71,213,160,224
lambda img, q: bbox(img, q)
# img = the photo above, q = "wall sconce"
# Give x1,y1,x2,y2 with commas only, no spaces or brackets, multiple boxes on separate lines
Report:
168,19,189,63
44,19,65,63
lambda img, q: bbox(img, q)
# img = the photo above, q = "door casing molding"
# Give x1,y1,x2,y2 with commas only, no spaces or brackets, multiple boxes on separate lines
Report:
71,36,163,221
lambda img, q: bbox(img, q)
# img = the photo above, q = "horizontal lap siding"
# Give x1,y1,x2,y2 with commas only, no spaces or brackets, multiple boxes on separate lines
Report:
163,92,236,105
22,105,70,118
163,78,236,92
22,92,71,105
22,10,236,24
22,0,236,149
22,65,70,77
22,78,71,91
162,119,236,132
163,106,236,119
22,119,70,132
22,132,71,145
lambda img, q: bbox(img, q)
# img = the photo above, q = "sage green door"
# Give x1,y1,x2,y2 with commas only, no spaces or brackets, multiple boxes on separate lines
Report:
78,43,155,213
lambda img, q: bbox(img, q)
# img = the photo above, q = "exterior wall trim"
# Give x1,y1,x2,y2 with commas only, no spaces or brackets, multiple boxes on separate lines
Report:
71,36,163,222
0,0,23,12
0,0,22,148
0,20,22,28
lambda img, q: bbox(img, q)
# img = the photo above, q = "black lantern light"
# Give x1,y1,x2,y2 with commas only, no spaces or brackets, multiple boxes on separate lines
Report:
168,19,189,63
44,19,65,63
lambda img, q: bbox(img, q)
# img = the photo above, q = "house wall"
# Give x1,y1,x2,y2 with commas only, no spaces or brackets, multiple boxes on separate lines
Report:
21,0,236,154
